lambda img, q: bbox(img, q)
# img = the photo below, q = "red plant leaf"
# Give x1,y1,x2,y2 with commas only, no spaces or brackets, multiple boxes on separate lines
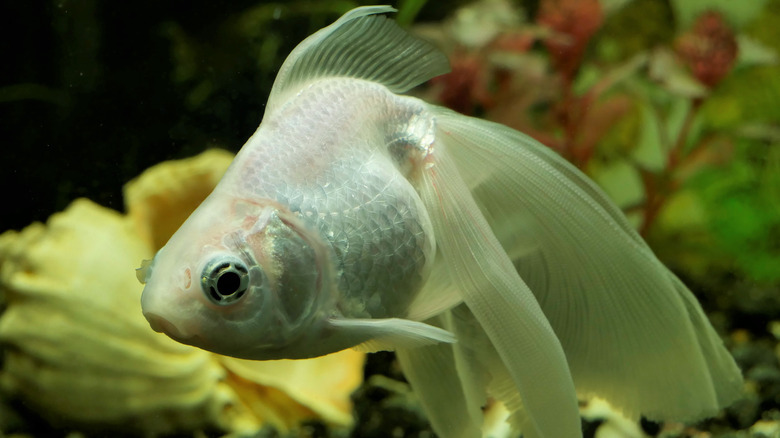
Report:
675,11,738,88
537,0,603,82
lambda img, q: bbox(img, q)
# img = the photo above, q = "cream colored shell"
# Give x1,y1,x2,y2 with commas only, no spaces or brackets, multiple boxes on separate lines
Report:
0,150,364,435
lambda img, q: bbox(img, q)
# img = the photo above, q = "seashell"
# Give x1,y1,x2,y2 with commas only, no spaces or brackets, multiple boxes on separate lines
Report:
0,150,365,435
124,149,235,252
220,353,363,429
0,199,228,434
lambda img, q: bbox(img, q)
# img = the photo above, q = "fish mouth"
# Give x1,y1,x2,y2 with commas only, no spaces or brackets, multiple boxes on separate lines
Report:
145,313,194,343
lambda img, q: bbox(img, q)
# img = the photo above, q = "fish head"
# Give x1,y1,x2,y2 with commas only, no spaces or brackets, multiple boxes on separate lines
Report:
139,195,330,359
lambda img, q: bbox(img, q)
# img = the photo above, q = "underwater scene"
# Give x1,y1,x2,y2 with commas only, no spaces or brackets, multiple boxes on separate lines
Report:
2,0,780,437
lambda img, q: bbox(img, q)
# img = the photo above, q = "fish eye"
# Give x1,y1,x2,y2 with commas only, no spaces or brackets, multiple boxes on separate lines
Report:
201,256,250,305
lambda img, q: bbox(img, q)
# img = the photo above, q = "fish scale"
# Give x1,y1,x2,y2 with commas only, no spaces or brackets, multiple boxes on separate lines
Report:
225,78,435,319
139,64,448,361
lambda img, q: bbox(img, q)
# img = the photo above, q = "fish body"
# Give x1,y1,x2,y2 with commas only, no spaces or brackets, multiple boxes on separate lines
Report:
226,79,436,322
141,78,447,359
139,6,743,438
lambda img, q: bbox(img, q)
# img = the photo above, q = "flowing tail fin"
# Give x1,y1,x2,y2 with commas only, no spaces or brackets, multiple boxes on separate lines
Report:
424,105,743,426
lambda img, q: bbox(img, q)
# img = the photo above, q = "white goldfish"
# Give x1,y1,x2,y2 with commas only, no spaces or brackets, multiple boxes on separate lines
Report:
138,6,743,438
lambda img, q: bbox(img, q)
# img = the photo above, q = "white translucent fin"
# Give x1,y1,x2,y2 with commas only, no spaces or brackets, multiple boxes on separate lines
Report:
396,315,482,438
418,130,583,438
328,317,455,353
431,106,744,422
445,305,528,434
135,259,153,284
401,307,537,437
442,307,491,428
266,5,450,114
405,252,463,321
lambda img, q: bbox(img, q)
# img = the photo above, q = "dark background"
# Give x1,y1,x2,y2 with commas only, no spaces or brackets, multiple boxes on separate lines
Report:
2,0,261,232
1,0,459,232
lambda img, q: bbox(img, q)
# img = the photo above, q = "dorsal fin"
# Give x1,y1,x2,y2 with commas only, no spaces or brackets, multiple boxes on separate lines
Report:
265,5,450,114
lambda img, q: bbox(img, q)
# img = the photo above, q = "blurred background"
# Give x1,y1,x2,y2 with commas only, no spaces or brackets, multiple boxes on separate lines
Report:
2,0,780,436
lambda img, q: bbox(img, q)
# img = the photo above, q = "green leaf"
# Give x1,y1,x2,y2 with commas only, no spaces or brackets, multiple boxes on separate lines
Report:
736,34,779,67
588,158,645,209
689,138,780,283
647,48,708,99
601,0,636,16
670,0,769,29
657,189,708,231
396,0,428,27
631,102,666,171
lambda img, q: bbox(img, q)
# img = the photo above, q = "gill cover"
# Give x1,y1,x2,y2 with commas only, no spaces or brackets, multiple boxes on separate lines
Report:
197,208,326,357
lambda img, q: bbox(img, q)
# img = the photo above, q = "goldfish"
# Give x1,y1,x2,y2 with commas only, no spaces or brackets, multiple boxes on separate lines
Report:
138,6,743,438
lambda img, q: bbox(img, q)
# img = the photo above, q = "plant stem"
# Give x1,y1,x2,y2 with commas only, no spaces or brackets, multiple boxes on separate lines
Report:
638,98,703,236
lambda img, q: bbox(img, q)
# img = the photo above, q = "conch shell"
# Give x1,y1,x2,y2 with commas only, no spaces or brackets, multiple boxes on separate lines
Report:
0,149,364,435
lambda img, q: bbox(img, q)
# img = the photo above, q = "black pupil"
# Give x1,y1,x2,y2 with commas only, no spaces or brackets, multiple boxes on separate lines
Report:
207,262,247,303
217,271,241,295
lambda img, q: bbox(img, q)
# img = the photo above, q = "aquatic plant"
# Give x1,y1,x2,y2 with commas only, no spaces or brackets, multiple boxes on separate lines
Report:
419,0,779,280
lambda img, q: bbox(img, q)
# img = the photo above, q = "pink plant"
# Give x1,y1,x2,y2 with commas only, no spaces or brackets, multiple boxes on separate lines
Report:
675,11,738,89
537,0,603,84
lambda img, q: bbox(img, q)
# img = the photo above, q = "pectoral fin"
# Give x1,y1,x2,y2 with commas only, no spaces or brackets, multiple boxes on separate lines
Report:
404,251,463,321
328,317,455,353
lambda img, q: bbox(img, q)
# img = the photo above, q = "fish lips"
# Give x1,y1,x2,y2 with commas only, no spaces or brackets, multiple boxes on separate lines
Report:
144,311,202,346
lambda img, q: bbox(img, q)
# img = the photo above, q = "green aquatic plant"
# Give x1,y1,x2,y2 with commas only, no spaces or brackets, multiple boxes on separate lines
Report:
423,0,778,287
